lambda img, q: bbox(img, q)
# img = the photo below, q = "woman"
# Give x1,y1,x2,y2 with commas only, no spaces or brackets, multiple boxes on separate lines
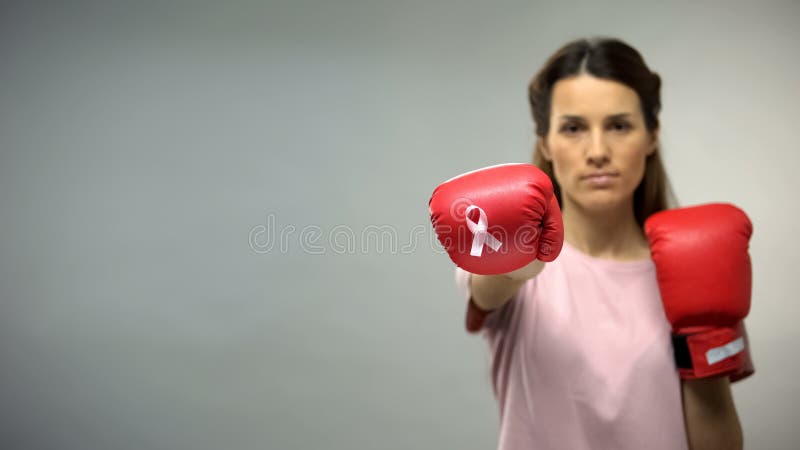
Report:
430,38,751,450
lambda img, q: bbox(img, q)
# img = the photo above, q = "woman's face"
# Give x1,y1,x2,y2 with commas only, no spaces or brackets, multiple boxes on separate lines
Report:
542,74,657,213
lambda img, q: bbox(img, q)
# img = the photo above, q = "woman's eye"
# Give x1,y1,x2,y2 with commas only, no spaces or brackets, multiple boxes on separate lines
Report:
561,123,583,134
610,121,631,132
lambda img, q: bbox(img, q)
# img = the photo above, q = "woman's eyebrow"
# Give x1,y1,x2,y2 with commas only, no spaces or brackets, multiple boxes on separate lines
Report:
558,115,587,121
557,113,634,121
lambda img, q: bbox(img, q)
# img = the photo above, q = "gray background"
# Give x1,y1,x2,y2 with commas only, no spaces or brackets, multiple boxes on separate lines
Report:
1,0,797,449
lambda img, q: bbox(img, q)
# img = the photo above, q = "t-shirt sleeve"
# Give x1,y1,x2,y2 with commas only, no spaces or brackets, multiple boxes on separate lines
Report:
455,267,518,334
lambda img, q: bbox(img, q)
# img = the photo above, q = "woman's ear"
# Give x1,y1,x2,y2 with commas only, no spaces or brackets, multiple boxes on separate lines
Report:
539,139,552,161
647,127,660,156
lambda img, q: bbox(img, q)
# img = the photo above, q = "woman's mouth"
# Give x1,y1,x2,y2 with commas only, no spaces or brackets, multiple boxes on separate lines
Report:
581,172,620,187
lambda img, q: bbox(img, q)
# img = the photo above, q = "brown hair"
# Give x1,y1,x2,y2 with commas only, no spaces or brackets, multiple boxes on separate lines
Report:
529,37,676,227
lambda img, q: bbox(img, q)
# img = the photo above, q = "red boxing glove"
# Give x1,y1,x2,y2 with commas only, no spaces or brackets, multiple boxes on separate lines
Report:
645,203,755,381
429,163,564,275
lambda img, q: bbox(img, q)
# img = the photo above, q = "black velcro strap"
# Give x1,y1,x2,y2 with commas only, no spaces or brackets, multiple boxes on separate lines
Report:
672,334,693,369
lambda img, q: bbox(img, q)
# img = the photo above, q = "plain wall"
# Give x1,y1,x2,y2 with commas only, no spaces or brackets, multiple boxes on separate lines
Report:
1,0,797,449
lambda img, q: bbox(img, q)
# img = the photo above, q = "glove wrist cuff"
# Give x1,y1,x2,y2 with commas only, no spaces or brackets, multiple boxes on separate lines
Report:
672,322,754,381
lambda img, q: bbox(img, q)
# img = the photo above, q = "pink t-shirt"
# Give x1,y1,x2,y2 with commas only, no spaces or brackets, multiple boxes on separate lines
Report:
456,241,689,450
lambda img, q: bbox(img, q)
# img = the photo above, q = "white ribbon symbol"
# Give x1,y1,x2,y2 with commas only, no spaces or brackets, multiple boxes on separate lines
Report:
465,205,503,257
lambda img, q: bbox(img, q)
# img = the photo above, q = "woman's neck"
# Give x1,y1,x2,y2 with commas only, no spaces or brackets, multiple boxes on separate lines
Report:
561,197,650,261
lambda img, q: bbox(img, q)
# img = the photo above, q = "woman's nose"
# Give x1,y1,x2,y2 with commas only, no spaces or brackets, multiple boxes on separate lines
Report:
586,131,610,166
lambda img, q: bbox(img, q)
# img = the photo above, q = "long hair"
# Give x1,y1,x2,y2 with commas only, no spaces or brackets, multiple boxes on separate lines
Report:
528,37,676,227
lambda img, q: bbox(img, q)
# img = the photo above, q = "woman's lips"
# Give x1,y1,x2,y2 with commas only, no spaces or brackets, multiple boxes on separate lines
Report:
582,172,619,187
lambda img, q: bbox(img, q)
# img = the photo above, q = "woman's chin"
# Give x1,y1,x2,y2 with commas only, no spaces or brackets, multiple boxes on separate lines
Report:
574,190,631,212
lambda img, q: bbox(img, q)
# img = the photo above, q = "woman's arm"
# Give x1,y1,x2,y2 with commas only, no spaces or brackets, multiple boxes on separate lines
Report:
470,260,546,310
681,377,743,450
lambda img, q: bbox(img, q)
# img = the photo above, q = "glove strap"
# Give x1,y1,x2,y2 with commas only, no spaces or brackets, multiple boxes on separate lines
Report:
671,322,754,382
465,297,491,333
